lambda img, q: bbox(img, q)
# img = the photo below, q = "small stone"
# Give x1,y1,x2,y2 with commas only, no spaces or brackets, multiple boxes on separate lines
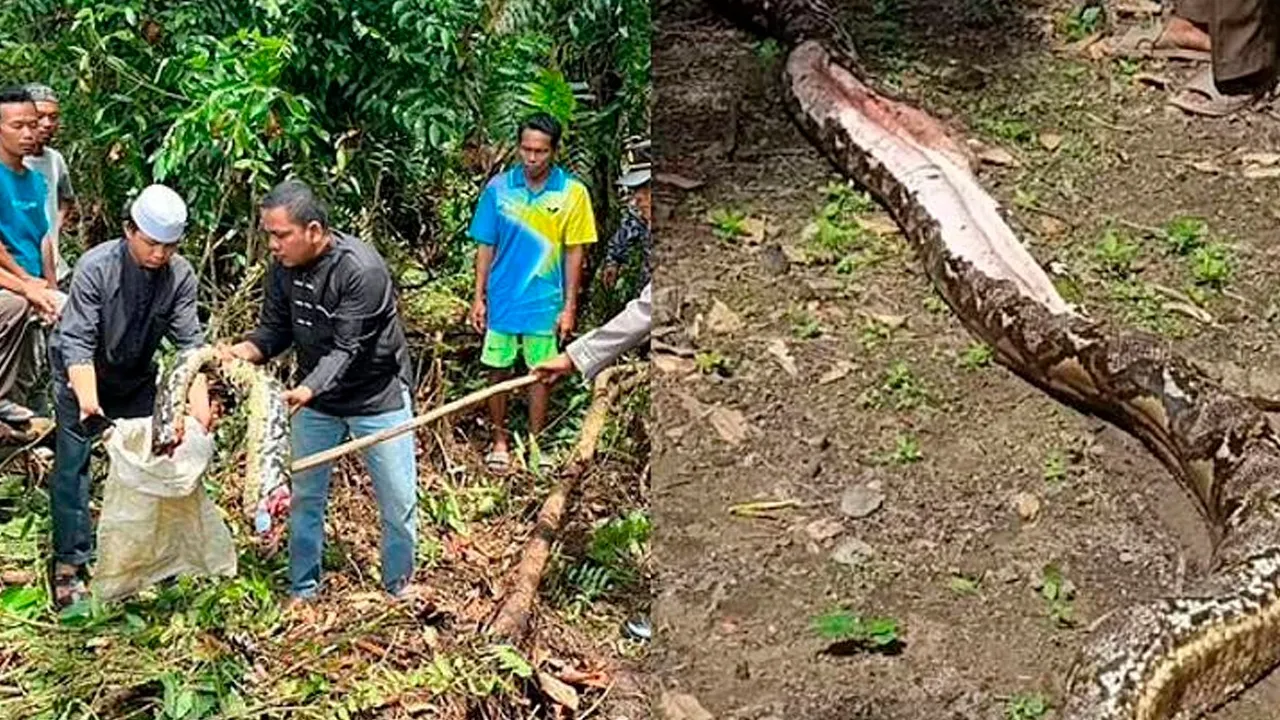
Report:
805,517,846,543
994,564,1021,584
660,692,714,720
1119,551,1136,563
840,485,885,519
760,244,790,276
831,537,876,568
1013,491,1041,522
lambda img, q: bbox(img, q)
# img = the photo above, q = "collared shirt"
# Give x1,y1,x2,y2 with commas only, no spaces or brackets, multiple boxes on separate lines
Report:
605,206,651,287
468,165,598,335
246,231,411,417
0,163,49,278
50,238,204,412
24,146,75,281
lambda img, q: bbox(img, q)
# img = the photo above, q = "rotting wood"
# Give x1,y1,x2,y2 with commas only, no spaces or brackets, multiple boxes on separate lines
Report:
487,365,644,642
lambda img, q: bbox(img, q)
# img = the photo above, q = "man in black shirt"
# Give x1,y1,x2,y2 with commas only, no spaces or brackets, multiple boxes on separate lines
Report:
224,179,418,602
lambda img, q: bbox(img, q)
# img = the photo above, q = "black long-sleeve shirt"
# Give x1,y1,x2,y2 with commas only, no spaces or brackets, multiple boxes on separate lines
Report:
49,238,204,416
246,232,411,417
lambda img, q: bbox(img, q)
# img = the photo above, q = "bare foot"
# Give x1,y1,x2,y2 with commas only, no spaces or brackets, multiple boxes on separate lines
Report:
1158,16,1210,53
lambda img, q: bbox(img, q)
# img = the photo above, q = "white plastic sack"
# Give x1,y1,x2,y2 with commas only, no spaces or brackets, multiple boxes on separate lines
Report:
91,416,237,601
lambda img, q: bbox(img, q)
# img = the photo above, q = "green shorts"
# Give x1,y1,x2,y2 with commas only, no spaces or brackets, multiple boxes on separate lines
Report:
481,330,558,370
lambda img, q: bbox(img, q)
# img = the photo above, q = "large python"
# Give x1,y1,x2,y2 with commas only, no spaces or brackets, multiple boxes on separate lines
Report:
152,346,292,535
707,1,1280,717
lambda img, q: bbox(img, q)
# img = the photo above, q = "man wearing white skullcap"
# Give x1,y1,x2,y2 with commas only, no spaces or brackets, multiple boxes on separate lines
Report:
46,182,206,607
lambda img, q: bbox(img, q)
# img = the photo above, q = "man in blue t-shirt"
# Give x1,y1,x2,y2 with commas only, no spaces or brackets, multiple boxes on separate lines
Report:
467,113,597,473
0,86,63,437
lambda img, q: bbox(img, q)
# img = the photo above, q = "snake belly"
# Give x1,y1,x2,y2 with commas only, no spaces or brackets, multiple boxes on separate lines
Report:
152,346,292,534
699,2,1280,716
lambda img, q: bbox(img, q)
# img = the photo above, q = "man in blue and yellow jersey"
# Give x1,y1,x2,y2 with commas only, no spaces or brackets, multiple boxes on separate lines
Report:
468,112,597,473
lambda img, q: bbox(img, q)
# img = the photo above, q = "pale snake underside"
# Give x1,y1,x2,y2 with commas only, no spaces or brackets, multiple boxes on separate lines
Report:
707,1,1280,717
152,346,292,535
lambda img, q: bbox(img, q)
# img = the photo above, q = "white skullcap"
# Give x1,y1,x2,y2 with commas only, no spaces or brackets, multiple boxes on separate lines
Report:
130,184,187,244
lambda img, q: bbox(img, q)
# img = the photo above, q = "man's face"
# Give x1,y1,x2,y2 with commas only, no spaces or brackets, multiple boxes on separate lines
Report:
262,206,324,267
518,129,554,179
125,224,179,270
33,100,60,146
0,101,39,159
632,185,651,221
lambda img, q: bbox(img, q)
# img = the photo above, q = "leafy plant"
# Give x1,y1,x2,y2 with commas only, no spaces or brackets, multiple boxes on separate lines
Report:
890,433,922,464
1094,229,1139,277
708,207,750,241
1190,243,1232,289
1005,692,1051,719
694,350,732,376
1162,216,1207,255
1040,563,1076,627
811,608,902,651
958,342,993,370
1062,4,1102,41
1043,450,1068,486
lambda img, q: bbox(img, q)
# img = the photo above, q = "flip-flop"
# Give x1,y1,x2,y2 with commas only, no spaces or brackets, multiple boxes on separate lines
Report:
1106,23,1211,62
1167,67,1260,117
484,448,510,473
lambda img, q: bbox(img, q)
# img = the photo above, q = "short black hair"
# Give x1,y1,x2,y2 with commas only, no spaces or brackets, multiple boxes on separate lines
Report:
518,112,562,149
0,86,33,118
262,178,329,229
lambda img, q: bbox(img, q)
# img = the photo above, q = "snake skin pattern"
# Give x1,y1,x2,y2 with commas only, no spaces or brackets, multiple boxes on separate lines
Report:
704,1,1280,715
153,346,292,534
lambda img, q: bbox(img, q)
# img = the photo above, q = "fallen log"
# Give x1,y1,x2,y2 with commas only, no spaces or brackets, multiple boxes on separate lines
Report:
488,365,642,641
709,1,1280,718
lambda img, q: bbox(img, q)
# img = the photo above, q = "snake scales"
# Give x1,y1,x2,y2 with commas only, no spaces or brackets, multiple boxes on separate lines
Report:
707,1,1280,717
152,346,292,534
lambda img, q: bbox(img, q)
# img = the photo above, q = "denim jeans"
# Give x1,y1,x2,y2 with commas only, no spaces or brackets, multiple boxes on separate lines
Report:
48,374,154,567
289,390,418,598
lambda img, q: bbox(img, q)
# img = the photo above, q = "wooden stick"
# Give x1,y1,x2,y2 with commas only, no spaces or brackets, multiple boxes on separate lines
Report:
290,374,540,474
488,366,641,641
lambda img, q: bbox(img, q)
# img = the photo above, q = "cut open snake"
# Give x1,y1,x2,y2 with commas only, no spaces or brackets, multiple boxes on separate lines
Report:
709,1,1280,717
153,346,292,535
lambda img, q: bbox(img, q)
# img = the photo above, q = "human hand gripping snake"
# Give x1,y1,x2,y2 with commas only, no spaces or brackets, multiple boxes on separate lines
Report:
707,1,1280,717
152,346,292,536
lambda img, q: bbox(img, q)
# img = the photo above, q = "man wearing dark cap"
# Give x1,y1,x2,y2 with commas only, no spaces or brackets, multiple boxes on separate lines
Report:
47,182,205,607
600,164,651,290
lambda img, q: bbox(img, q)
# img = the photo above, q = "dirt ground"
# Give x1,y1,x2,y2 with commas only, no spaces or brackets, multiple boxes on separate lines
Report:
649,0,1280,718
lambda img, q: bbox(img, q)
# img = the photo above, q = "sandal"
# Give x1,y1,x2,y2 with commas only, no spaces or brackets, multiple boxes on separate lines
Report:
484,448,510,474
51,563,87,609
1106,22,1211,62
1168,67,1262,117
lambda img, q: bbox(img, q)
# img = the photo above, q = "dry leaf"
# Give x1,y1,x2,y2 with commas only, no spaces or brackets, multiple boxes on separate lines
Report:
554,668,612,688
741,217,766,245
1240,152,1280,166
654,354,696,375
661,692,715,720
538,672,580,710
708,405,749,445
706,299,744,334
1243,166,1280,180
805,517,846,542
1038,215,1067,237
977,145,1019,167
1038,132,1062,151
766,338,798,376
677,391,710,419
856,214,900,236
1133,72,1170,88
1189,160,1224,175
655,172,705,190
1114,0,1160,14
819,361,856,384
866,312,907,329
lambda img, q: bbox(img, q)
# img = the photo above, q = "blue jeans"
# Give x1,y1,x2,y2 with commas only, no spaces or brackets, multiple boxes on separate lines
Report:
289,391,418,598
48,371,155,567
